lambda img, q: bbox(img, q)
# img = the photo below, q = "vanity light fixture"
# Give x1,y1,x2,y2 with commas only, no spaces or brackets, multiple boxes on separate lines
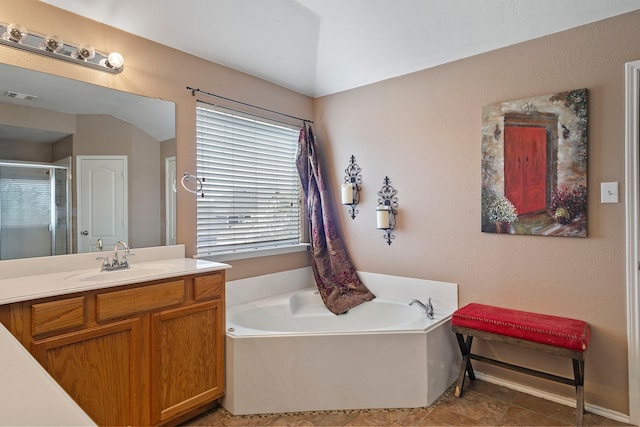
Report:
0,22,124,74
376,176,398,245
341,155,362,219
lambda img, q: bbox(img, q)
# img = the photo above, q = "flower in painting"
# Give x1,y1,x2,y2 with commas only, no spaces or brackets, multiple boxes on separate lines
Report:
488,197,518,224
551,184,587,219
554,207,571,224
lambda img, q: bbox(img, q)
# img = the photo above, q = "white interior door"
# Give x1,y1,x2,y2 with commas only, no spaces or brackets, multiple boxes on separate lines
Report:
77,155,128,253
165,156,176,245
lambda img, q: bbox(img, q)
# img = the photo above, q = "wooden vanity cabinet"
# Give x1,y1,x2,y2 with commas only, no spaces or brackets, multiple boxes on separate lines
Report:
32,318,143,426
1,270,225,426
151,299,224,424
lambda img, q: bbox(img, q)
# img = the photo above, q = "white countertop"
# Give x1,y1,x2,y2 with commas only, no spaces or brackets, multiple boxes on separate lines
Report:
0,257,230,305
0,324,96,426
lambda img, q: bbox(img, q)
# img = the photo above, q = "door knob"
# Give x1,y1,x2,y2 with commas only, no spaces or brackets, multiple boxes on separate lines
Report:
81,230,88,236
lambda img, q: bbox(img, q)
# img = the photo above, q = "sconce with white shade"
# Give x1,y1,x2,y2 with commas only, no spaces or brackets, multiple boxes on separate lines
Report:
376,176,398,245
0,22,124,74
341,155,362,219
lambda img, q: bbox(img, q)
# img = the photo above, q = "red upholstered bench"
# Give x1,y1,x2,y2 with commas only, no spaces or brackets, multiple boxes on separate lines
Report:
451,303,591,426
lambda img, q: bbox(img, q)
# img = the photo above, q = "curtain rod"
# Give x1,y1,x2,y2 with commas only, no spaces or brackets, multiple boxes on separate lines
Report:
187,86,313,124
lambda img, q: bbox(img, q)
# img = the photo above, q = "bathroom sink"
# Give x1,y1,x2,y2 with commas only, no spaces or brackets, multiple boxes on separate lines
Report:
65,264,174,282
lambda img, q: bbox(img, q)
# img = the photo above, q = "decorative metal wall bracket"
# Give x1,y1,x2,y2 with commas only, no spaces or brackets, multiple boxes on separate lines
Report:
376,176,398,245
341,155,362,219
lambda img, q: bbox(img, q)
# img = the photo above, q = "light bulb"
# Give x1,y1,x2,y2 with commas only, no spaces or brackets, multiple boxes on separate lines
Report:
73,43,95,60
2,23,27,43
106,52,124,69
41,34,64,53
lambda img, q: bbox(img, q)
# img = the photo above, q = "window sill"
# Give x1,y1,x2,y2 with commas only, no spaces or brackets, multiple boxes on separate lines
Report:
195,243,310,262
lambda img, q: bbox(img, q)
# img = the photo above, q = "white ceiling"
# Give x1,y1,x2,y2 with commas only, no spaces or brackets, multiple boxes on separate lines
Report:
41,0,640,97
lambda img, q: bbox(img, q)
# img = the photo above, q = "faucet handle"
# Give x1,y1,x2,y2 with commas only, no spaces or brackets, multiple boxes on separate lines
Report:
96,256,110,270
118,251,135,266
426,297,434,319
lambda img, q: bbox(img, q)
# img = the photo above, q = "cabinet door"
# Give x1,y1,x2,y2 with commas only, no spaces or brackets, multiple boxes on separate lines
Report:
150,300,224,425
32,318,142,426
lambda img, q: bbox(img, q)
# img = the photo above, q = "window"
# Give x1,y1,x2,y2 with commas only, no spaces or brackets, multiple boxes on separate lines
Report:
0,165,51,228
195,103,302,258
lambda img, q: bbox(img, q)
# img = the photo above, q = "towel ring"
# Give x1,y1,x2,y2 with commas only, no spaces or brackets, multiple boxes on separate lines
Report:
181,172,205,197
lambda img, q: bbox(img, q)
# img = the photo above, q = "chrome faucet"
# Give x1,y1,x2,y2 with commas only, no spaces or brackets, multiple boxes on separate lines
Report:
96,240,131,271
112,240,130,268
409,298,434,319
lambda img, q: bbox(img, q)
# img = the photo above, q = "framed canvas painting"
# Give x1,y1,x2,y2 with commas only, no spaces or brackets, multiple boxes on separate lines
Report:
481,89,587,237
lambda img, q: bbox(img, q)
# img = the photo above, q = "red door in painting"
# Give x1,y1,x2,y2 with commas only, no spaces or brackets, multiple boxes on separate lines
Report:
504,126,547,215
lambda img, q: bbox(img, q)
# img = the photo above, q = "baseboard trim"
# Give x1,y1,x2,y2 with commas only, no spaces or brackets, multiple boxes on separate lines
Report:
473,372,631,425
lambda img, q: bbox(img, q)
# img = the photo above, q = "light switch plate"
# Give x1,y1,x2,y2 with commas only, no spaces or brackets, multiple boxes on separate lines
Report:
601,182,619,203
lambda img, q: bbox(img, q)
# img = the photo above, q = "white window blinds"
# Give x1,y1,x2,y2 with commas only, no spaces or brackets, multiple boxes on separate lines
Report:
196,104,302,257
0,166,51,227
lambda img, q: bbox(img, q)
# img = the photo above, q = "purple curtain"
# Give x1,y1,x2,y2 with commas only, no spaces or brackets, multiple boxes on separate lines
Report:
296,124,375,315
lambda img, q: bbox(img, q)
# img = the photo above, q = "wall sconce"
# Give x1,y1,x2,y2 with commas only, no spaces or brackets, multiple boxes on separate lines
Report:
0,22,124,74
376,176,398,245
341,155,362,219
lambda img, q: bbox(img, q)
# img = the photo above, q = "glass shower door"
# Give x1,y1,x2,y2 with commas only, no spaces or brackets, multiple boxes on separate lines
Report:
0,162,70,260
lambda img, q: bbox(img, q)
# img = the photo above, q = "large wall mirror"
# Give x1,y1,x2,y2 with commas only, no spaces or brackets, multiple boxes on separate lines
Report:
0,62,176,260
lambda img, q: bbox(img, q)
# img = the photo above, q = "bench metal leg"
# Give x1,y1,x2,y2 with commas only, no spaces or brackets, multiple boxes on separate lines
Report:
573,358,585,426
452,325,588,425
454,333,475,397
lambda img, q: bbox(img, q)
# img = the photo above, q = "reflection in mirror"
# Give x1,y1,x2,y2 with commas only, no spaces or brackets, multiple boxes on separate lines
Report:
0,62,176,260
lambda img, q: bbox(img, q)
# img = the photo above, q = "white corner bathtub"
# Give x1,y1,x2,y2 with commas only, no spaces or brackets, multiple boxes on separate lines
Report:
222,267,461,415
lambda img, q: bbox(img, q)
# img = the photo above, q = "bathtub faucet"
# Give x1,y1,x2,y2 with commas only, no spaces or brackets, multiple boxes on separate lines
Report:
409,298,434,319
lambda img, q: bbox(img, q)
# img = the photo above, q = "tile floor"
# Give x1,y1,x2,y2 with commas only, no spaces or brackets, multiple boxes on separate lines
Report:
183,380,636,426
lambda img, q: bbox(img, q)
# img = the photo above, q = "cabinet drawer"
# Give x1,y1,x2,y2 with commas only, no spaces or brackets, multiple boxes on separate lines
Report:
31,296,86,336
97,280,185,322
193,273,224,301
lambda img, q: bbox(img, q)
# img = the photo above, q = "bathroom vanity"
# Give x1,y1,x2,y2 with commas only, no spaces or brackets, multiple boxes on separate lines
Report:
0,246,229,426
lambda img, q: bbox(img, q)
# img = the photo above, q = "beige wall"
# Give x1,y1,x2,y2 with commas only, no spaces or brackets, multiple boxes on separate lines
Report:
0,102,76,134
0,139,52,162
3,0,637,416
0,103,74,162
314,11,640,415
